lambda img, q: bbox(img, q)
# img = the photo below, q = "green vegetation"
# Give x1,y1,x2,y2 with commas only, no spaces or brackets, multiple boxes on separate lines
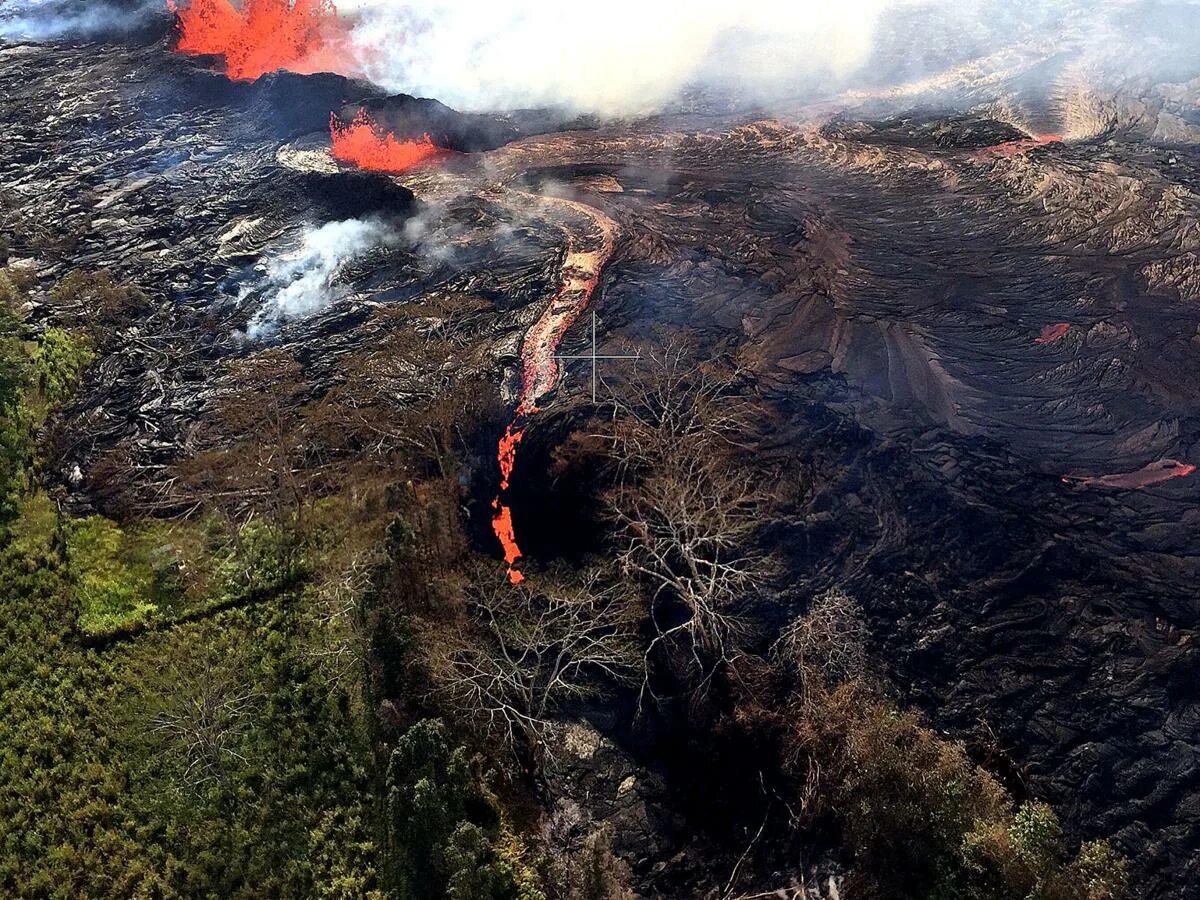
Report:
0,269,1130,899
820,687,1129,898
0,271,550,898
0,273,382,896
386,720,540,900
31,326,93,408
745,589,1130,899
65,512,305,636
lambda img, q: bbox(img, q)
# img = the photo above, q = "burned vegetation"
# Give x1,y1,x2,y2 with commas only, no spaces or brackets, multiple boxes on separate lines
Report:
4,3,1200,899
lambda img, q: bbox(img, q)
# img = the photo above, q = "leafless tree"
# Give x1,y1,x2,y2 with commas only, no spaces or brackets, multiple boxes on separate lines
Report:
598,344,759,473
772,589,870,708
425,566,639,749
598,348,776,703
148,662,259,792
768,590,872,819
306,546,381,698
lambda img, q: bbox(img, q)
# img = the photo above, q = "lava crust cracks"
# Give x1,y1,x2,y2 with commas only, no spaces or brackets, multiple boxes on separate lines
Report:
4,36,1200,897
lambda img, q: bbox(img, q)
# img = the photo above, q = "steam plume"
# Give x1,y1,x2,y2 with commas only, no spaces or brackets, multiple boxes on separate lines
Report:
337,0,902,114
246,216,395,339
329,1,1200,117
0,0,160,41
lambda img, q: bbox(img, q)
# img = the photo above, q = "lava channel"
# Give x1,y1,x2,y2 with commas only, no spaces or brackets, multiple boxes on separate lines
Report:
168,0,348,81
975,133,1064,159
491,196,618,584
1035,323,1072,344
329,111,445,174
1063,458,1197,490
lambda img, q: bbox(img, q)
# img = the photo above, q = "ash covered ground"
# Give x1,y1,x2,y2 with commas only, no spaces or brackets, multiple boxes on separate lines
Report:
4,2,1200,897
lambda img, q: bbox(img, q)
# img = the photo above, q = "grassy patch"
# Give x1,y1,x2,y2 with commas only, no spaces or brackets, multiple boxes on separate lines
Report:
0,270,386,897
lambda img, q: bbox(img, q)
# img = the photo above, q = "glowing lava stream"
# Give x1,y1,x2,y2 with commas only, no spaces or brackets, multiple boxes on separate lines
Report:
1035,323,1072,344
1063,459,1197,490
492,196,619,584
975,134,1064,159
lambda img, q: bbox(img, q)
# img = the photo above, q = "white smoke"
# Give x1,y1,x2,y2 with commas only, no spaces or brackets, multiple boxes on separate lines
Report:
333,0,1200,118
246,217,396,339
337,0,907,115
0,0,160,41
8,0,1200,123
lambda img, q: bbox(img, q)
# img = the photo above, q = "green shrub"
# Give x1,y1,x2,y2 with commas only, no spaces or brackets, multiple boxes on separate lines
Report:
387,719,537,899
65,516,160,634
1011,801,1064,873
789,684,1129,900
213,516,296,599
32,327,93,408
0,285,32,532
833,692,1010,896
1071,840,1130,899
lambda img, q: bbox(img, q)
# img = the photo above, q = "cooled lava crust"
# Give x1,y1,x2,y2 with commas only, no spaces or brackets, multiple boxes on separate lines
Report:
4,19,1200,896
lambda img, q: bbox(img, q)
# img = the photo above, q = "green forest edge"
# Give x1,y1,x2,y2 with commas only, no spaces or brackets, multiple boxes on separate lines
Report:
0,267,1130,899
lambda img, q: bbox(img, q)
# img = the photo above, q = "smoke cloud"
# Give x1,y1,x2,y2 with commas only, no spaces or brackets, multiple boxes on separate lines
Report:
6,0,1200,123
245,216,396,339
337,0,903,115
332,1,1200,117
0,0,161,41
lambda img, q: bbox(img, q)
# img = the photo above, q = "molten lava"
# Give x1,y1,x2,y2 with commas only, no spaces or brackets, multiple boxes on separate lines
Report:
1064,458,1197,490
168,0,347,82
490,500,524,584
977,134,1064,158
329,112,443,174
490,197,619,584
496,424,523,491
1036,323,1072,344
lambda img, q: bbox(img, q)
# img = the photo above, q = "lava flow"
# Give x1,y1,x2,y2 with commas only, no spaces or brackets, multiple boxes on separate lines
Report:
1035,323,1072,343
976,133,1064,158
329,112,444,174
1064,458,1197,489
168,0,347,81
491,197,618,584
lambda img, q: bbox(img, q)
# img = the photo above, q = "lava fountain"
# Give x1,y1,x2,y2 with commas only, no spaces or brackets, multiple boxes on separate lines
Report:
492,197,619,584
168,0,348,81
329,111,444,174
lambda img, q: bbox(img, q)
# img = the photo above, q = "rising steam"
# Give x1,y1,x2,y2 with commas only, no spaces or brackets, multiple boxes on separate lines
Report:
0,0,161,40
245,217,395,339
7,1,1200,125
336,0,902,114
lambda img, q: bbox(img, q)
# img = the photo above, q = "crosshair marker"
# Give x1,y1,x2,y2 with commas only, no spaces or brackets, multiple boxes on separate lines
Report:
555,310,641,402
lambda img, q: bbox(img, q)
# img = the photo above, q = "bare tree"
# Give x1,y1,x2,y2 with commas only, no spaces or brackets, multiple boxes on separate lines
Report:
425,566,639,748
148,662,259,792
598,348,776,702
768,589,872,820
772,589,870,706
306,546,381,698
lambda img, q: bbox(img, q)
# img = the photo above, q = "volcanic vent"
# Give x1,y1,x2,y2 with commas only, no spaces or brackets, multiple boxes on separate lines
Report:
169,0,347,81
4,2,1200,898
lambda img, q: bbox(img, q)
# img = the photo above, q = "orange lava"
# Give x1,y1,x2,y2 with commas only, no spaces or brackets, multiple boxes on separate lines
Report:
977,134,1063,159
489,198,618,585
169,0,348,81
329,111,444,174
491,500,525,584
1035,323,1071,344
1064,459,1196,490
496,424,523,491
